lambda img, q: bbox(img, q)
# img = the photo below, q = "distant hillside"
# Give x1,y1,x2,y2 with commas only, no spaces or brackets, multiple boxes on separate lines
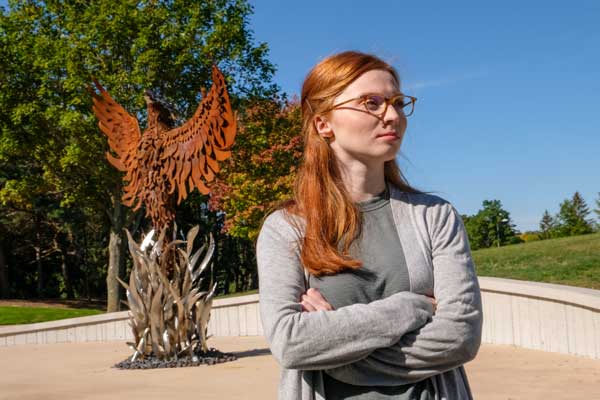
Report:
472,232,600,290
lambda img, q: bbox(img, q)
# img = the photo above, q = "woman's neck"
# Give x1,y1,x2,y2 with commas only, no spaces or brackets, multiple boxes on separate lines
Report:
338,160,386,202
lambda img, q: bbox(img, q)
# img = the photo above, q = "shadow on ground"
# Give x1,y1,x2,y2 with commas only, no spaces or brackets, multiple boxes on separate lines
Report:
233,347,272,358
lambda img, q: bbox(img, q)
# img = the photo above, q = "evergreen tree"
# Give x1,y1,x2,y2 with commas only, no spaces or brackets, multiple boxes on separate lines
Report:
539,210,557,239
556,192,593,236
556,199,577,237
572,192,591,221
593,192,600,231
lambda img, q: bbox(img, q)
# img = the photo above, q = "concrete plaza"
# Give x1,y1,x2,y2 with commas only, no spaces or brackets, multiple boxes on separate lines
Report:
1,336,598,400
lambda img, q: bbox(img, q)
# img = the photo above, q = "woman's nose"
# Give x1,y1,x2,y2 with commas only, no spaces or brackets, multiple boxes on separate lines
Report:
381,103,405,126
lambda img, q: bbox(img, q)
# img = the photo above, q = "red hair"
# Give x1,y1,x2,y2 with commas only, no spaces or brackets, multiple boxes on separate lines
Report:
283,51,423,276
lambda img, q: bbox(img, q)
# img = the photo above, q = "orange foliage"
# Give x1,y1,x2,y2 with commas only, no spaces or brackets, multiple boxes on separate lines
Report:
208,97,303,241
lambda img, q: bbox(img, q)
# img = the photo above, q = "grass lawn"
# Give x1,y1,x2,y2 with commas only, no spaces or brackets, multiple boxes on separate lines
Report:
0,290,259,326
0,306,104,326
473,232,600,290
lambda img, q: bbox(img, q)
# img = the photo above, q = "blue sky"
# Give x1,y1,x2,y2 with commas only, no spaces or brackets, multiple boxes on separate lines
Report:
250,1,600,232
2,1,598,232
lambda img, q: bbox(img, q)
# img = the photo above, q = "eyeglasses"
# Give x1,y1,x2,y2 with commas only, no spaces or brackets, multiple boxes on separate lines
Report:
324,93,417,119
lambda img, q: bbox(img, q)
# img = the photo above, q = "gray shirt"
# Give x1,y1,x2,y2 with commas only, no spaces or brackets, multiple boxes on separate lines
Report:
308,187,434,399
256,184,483,400
308,188,411,309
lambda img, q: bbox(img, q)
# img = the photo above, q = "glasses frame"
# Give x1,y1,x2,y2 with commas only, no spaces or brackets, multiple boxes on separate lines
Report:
323,93,417,119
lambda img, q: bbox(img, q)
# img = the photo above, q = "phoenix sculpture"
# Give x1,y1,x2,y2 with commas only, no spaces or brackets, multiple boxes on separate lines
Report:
89,65,236,233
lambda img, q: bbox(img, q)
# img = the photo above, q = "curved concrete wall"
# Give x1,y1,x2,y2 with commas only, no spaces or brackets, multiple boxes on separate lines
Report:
1,278,598,359
0,294,262,347
478,277,599,359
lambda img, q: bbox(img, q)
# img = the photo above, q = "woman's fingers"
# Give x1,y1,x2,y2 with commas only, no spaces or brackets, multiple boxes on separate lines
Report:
306,288,334,311
300,298,317,312
300,294,320,312
300,288,334,312
306,288,331,306
428,296,437,313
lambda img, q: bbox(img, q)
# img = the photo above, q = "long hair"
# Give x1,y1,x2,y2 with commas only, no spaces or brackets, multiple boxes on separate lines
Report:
281,51,423,276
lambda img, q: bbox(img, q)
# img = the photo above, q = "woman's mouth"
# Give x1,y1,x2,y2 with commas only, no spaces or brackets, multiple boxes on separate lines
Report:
376,132,399,140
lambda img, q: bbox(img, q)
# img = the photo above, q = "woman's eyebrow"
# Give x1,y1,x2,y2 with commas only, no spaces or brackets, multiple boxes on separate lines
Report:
358,91,404,98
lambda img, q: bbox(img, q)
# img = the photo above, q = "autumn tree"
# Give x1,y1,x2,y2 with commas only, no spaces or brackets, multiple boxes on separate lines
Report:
206,97,302,293
209,97,303,241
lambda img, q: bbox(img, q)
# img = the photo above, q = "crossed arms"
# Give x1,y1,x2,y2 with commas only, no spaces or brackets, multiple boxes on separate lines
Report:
256,202,482,384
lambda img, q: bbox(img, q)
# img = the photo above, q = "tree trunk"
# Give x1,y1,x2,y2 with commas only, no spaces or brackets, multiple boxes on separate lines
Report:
82,228,91,301
0,242,8,298
106,196,126,312
55,237,74,300
35,216,44,298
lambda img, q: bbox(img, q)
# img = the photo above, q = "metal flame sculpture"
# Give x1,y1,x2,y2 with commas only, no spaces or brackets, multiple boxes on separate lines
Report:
117,226,216,361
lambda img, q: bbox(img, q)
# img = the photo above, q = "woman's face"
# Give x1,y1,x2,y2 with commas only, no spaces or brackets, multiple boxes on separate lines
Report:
315,69,407,168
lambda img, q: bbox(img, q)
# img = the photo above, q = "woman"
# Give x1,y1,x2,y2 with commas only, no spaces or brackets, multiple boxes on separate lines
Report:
256,51,483,400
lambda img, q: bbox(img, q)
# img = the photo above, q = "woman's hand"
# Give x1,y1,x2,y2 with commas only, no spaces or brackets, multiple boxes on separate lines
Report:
300,288,334,312
427,296,437,313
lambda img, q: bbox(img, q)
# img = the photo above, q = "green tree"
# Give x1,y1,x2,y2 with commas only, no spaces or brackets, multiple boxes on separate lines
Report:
594,192,600,231
572,191,594,234
463,199,520,250
0,0,276,309
463,214,487,251
539,209,557,240
555,192,593,237
0,205,12,298
555,199,576,237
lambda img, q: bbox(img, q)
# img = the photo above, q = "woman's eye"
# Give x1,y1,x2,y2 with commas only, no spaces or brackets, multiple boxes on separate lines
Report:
392,97,407,108
363,96,383,111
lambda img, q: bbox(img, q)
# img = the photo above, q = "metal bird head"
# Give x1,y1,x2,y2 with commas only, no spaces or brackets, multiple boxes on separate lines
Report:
144,89,180,129
143,89,157,105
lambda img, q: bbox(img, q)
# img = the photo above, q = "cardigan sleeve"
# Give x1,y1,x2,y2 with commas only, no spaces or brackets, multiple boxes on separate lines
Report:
257,210,435,371
324,201,483,385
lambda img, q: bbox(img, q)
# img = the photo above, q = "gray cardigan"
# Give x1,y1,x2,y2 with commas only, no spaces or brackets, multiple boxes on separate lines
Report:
256,185,483,399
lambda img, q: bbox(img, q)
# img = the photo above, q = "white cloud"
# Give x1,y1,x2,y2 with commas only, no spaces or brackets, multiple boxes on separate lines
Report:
404,70,489,91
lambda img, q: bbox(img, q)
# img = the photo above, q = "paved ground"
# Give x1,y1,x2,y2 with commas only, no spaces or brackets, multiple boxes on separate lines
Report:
0,336,598,400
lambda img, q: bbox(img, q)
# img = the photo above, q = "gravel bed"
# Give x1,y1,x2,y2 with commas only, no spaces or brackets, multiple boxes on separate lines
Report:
114,347,237,369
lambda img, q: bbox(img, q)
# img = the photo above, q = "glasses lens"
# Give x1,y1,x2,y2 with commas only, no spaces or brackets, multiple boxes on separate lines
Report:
395,96,414,117
362,95,386,113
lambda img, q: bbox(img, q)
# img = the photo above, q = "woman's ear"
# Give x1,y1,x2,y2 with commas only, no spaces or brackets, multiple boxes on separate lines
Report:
313,115,334,138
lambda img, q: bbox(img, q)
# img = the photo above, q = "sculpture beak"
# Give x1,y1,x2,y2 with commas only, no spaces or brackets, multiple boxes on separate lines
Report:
144,90,155,105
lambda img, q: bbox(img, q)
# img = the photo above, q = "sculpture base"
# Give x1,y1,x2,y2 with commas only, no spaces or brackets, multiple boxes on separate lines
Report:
113,347,237,369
